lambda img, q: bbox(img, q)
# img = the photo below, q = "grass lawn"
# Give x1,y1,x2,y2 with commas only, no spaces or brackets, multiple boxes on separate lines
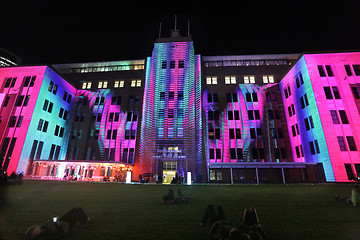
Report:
1,181,359,240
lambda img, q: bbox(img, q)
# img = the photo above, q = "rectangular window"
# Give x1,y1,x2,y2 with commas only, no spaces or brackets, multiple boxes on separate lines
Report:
337,136,347,151
295,146,300,158
324,87,333,99
314,140,320,153
353,65,360,76
248,110,254,120
209,149,215,159
237,148,243,160
345,164,355,180
332,86,341,99
309,116,314,129
170,61,176,69
178,60,184,68
216,149,221,159
229,129,235,139
230,148,236,159
206,76,217,84
37,119,44,131
235,128,241,139
254,110,260,120
330,110,340,124
345,65,353,76
351,86,360,99
318,65,326,77
347,136,357,151
234,110,240,120
162,61,167,69
325,65,334,77
309,141,316,155
252,93,258,102
250,128,256,139
339,110,349,124
304,118,310,131
300,96,305,109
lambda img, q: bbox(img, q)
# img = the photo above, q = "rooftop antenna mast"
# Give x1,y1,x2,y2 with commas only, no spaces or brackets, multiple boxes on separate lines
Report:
187,20,190,37
159,22,162,39
174,14,177,30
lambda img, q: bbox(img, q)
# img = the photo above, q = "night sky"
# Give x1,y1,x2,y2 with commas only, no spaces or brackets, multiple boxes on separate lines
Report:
1,0,360,65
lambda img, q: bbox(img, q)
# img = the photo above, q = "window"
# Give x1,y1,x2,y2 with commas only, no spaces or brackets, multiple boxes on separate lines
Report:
330,110,340,124
225,76,236,84
284,85,291,99
162,61,167,69
353,65,360,76
314,140,320,153
345,65,352,76
250,128,256,139
252,93,258,102
48,81,54,92
337,136,347,151
16,116,23,127
23,95,30,106
98,81,108,88
345,164,355,180
37,119,44,131
325,65,334,77
82,82,92,89
309,141,316,155
170,61,176,69
254,110,260,120
248,110,254,120
262,75,274,83
288,104,295,117
216,149,221,159
339,110,349,124
206,76,217,84
347,136,357,151
324,87,333,99
226,93,237,102
351,86,360,99
304,93,309,106
178,61,184,68
244,75,255,83
300,96,305,109
332,87,341,99
317,65,326,77
136,80,141,87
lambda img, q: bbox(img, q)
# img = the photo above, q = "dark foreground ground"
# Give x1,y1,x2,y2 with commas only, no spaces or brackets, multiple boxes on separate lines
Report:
0,181,359,240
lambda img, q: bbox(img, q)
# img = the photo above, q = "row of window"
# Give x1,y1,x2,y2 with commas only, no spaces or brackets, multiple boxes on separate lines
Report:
209,147,286,160
159,91,184,101
338,136,357,151
209,128,262,139
330,110,349,124
295,140,320,157
158,128,184,138
161,60,185,69
318,64,360,77
203,59,288,68
3,76,36,88
206,75,274,85
81,80,142,89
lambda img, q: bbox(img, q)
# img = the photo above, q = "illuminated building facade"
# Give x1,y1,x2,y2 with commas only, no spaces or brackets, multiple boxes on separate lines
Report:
138,30,203,183
1,29,360,183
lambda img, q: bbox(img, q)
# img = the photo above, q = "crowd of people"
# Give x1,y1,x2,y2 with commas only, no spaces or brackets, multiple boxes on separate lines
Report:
0,169,23,185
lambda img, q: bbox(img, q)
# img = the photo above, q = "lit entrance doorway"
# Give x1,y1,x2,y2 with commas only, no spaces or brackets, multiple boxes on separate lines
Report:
162,161,177,184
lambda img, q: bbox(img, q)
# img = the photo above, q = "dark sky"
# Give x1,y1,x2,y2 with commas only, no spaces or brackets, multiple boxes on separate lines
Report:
1,0,360,65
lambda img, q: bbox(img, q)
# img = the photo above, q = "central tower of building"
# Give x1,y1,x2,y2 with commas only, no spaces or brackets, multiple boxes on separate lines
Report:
138,28,203,183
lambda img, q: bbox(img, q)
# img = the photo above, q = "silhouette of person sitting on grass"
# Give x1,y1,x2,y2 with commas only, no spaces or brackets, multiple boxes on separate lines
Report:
200,205,269,240
23,207,90,240
335,185,360,207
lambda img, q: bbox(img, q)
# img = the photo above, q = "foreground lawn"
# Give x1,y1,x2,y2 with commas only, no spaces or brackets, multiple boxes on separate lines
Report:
1,181,359,240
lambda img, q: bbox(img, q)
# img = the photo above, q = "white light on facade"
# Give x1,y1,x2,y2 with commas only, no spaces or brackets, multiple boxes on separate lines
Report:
187,172,191,185
126,171,132,183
